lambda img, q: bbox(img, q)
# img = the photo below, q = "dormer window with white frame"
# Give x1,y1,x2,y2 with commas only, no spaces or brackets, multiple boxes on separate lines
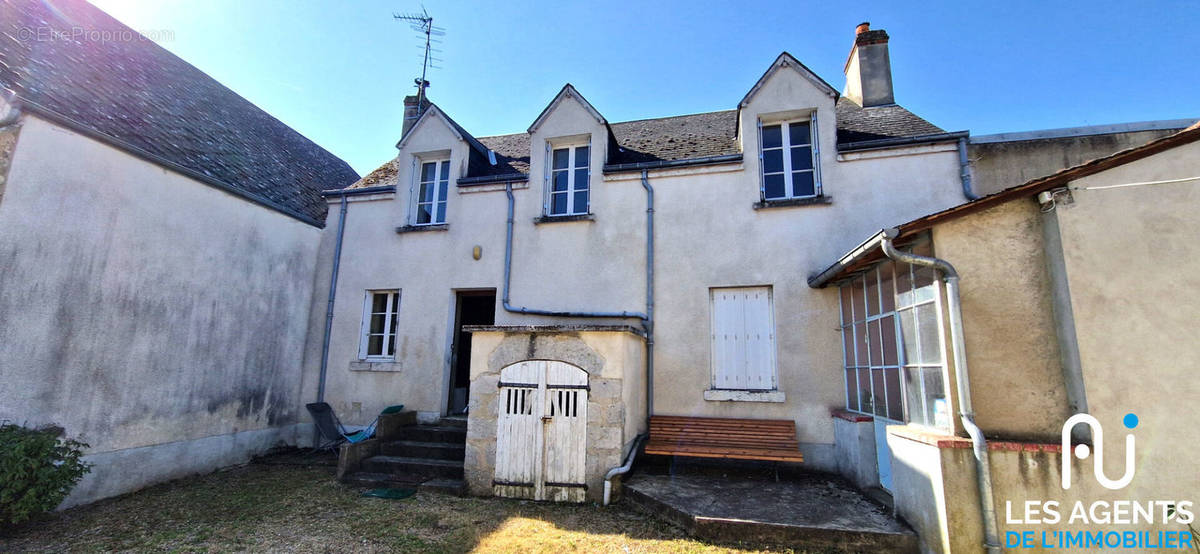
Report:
413,158,450,225
759,112,821,200
546,142,590,216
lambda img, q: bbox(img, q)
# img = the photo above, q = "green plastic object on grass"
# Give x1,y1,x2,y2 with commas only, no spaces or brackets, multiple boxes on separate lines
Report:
363,487,416,499
381,405,405,415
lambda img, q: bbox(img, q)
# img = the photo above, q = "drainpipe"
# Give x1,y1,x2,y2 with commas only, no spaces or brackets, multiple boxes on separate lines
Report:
958,137,979,201
640,170,655,423
880,229,1000,554
316,194,349,404
603,433,647,506
501,182,647,320
1038,189,1089,442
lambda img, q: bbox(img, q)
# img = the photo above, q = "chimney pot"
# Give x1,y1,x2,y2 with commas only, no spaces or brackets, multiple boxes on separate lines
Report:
856,22,870,35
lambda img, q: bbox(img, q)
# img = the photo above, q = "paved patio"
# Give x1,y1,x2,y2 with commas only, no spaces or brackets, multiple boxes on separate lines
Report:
624,467,918,553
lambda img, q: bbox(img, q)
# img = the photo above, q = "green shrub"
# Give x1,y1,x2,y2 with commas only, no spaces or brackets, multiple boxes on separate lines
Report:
0,423,91,525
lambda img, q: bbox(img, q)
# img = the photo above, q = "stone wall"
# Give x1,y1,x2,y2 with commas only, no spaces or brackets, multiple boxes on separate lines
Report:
463,327,645,503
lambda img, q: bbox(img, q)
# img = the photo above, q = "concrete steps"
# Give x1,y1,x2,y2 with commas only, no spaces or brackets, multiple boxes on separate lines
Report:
339,416,468,496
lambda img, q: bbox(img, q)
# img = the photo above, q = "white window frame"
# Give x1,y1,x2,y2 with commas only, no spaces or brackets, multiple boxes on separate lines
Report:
545,140,591,216
412,157,450,225
359,290,400,361
758,112,822,200
709,286,778,391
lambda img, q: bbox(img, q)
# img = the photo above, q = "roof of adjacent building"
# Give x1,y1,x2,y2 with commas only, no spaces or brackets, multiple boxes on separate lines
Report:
345,96,946,190
0,0,359,225
809,121,1200,286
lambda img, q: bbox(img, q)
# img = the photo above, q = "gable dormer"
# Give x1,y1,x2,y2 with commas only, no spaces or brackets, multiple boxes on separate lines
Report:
527,85,613,218
737,53,840,203
393,103,496,227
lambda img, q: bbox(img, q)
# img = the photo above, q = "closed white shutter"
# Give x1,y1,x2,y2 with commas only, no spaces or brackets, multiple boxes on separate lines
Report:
710,287,777,390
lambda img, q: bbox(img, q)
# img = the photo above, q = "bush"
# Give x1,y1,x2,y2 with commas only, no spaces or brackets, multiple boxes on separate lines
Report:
0,423,91,525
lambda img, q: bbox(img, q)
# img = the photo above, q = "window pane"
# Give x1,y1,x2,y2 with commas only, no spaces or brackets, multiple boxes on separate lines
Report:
884,368,903,420
839,286,853,325
880,314,898,366
845,367,857,410
389,303,398,329
421,162,436,182
552,171,568,192
871,369,887,417
417,204,432,224
865,270,880,316
370,313,386,334
854,322,868,363
917,304,942,364
856,368,872,412
762,149,783,174
440,160,450,179
438,180,448,200
842,325,856,366
880,263,896,313
551,192,567,215
764,174,785,199
573,191,588,214
436,201,446,223
923,368,948,429
788,121,811,146
914,265,936,289
419,182,433,202
371,293,388,313
762,125,782,148
867,319,881,366
574,168,589,190
904,367,924,426
896,265,914,307
790,146,813,171
792,171,816,197
574,146,589,168
899,308,918,364
367,335,383,356
553,148,569,170
850,279,865,322
386,335,396,356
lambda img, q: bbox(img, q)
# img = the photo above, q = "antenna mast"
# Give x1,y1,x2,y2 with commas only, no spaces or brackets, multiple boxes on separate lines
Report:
394,8,445,118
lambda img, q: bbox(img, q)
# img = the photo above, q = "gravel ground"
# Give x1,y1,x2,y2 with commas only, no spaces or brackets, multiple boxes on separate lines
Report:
0,458,806,553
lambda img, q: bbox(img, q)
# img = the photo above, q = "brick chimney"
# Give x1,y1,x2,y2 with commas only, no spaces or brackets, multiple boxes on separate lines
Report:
401,95,426,138
843,22,895,107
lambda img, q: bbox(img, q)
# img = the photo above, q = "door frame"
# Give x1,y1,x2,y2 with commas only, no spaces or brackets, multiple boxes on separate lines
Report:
444,289,497,415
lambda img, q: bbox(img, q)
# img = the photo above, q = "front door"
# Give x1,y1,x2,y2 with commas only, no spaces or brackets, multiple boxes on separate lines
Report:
448,291,495,414
494,360,588,502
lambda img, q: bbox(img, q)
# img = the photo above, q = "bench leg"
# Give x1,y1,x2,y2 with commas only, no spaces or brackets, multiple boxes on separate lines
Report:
774,461,780,482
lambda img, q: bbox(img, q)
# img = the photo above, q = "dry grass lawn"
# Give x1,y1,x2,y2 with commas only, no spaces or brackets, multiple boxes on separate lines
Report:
0,459,807,553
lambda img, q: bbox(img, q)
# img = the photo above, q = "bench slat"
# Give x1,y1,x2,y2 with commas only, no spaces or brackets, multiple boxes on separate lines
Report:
646,415,804,463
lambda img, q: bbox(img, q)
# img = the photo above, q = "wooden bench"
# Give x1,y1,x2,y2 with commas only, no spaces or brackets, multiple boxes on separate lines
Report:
644,415,805,463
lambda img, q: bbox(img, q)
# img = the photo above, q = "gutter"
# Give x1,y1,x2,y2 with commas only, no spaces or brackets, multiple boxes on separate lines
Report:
880,228,1002,554
321,185,396,197
807,229,888,288
837,130,969,153
603,153,743,174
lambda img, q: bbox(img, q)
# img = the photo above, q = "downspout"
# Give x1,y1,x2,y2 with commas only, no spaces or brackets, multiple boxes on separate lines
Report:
958,137,979,201
1038,189,1089,442
880,229,1001,554
640,170,655,423
316,194,349,404
603,433,646,506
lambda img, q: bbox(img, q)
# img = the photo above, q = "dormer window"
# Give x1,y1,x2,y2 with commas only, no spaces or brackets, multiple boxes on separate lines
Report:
415,159,449,225
760,113,821,200
547,144,589,216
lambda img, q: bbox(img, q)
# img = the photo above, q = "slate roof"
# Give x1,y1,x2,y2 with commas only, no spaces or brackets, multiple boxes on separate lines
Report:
835,98,944,144
0,0,358,225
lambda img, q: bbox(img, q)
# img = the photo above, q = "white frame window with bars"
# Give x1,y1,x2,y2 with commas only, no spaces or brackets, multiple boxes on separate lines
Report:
709,286,778,391
359,290,400,361
545,140,590,216
411,157,450,225
838,241,951,430
758,112,822,201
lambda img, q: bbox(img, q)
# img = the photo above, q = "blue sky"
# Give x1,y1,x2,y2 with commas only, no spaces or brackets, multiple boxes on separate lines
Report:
88,0,1200,176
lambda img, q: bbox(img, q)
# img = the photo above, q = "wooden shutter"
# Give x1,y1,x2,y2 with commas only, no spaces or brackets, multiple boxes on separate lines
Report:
710,287,777,390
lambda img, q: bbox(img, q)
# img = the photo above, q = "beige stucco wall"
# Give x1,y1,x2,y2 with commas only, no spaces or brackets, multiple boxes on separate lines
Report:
0,115,322,504
305,62,968,469
932,199,1069,440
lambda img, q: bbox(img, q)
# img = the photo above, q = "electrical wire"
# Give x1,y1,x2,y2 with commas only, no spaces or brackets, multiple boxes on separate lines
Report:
1073,175,1200,191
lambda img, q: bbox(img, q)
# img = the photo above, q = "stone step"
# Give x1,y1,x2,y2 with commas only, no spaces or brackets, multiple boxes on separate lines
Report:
439,416,469,429
360,455,464,480
380,440,466,461
341,472,466,496
389,425,467,444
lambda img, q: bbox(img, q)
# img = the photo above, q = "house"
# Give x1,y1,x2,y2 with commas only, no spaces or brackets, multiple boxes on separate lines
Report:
0,0,358,505
309,22,978,502
809,122,1200,552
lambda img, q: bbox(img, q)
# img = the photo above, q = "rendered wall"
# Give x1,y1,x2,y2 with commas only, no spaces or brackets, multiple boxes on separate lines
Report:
0,116,321,505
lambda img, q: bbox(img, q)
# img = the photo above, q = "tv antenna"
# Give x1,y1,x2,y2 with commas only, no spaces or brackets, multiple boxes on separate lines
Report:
394,7,445,118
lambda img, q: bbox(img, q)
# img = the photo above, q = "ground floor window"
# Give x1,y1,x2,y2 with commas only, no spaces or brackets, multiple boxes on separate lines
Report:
359,290,400,360
838,243,951,430
710,286,777,390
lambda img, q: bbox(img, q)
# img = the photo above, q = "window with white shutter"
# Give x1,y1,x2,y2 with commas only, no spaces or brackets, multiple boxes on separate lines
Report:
710,286,777,391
